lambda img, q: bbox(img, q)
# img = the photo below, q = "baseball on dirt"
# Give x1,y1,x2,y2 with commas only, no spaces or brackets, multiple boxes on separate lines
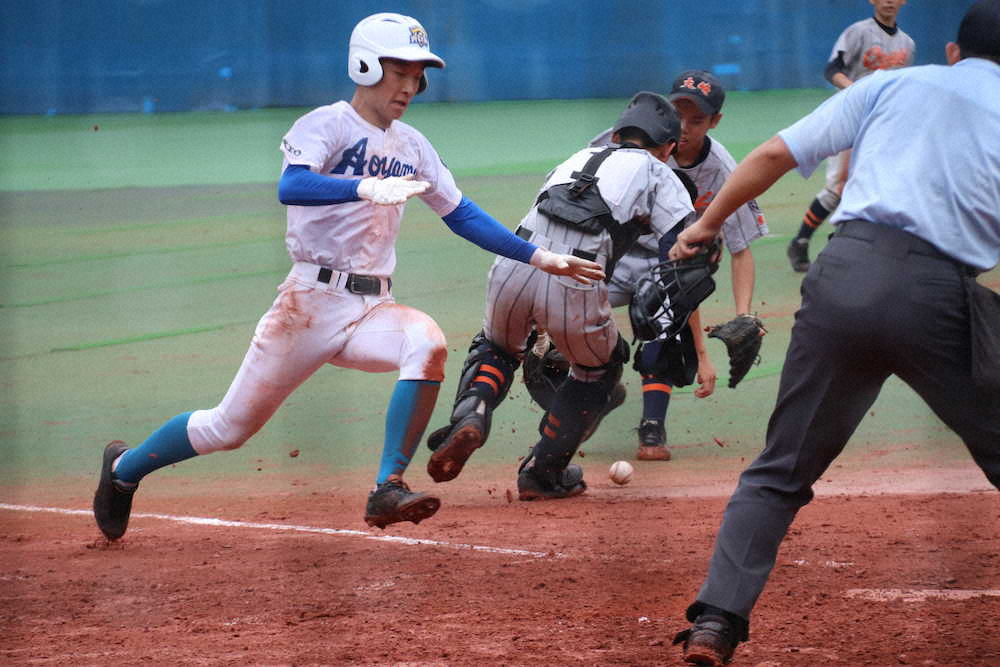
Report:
608,460,634,485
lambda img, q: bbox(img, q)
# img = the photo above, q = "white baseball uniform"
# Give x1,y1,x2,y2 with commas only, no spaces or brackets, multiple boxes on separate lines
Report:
187,101,462,453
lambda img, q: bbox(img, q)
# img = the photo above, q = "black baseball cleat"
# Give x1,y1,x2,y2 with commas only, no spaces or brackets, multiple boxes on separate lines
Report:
364,479,441,529
636,418,670,461
517,463,587,501
786,238,810,273
673,614,740,666
426,402,486,483
93,440,137,541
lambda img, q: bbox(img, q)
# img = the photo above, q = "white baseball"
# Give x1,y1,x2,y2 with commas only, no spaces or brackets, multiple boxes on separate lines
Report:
608,460,634,485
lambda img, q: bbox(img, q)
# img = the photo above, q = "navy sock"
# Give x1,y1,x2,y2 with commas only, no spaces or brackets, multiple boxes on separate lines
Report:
113,411,197,483
641,375,672,422
797,199,831,240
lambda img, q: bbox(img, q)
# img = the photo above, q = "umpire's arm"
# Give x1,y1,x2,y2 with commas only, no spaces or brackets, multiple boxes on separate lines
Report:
670,136,797,260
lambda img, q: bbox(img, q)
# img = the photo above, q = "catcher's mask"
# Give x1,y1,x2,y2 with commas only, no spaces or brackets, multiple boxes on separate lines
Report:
629,242,721,342
348,13,445,94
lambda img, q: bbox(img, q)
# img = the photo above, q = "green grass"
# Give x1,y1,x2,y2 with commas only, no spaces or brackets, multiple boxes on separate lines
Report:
0,91,983,487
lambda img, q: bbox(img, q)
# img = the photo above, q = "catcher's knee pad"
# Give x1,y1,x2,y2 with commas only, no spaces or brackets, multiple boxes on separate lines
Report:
531,376,609,475
816,186,841,213
522,338,569,411
445,331,519,428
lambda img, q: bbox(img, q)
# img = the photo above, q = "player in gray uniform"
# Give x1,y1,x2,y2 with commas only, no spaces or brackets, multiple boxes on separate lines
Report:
425,92,698,498
787,0,914,272
91,12,603,541
582,70,768,460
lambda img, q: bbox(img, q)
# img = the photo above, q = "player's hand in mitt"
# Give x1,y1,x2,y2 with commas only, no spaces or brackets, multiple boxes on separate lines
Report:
357,175,430,205
707,314,766,388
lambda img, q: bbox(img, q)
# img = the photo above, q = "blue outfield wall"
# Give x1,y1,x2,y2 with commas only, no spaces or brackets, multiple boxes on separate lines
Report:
0,0,973,115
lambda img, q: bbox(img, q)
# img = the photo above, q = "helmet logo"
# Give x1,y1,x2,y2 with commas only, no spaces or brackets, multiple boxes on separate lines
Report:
409,25,429,48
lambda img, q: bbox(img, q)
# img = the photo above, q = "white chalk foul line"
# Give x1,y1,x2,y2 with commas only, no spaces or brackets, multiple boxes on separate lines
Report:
845,588,1000,602
0,503,565,559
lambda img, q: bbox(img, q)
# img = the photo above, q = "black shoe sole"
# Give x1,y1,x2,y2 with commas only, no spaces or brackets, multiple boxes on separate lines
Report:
365,493,441,529
427,418,483,483
517,479,587,502
93,440,134,541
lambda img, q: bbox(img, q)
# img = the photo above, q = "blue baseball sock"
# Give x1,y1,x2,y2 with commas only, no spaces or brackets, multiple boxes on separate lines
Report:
377,380,440,484
113,411,198,484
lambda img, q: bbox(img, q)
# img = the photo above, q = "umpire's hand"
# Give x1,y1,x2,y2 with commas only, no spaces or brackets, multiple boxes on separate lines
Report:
669,220,719,260
530,249,606,285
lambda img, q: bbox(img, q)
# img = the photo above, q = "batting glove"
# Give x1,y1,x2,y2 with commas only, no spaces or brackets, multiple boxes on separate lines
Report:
357,175,430,205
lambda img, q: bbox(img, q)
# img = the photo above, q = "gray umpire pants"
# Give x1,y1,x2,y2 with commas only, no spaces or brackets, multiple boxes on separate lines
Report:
691,220,1000,628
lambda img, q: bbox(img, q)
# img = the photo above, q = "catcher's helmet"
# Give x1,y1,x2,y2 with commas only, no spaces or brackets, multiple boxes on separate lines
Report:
348,13,445,94
612,92,681,147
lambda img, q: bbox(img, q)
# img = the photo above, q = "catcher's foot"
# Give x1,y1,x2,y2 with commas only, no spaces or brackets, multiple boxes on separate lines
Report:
673,613,740,666
427,404,486,483
517,463,587,501
636,419,670,461
786,238,810,273
93,441,137,541
364,479,440,529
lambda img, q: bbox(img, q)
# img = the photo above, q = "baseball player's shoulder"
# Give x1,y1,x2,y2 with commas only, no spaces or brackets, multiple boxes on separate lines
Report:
705,137,738,171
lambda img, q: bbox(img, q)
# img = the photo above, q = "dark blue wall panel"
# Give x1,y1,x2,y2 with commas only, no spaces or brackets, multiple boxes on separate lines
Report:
0,0,973,115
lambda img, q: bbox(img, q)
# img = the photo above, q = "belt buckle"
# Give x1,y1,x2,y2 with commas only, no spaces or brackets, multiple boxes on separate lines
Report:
347,274,379,295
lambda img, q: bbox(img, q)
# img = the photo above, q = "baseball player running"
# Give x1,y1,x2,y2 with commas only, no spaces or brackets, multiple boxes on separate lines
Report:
424,92,697,499
787,0,914,272
587,70,767,460
92,12,603,540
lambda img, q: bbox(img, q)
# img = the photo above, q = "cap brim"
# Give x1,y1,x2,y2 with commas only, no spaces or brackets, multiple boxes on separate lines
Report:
668,92,716,115
384,46,445,68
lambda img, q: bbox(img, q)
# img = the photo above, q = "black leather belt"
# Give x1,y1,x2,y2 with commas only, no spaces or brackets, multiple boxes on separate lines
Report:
515,226,598,262
316,267,391,295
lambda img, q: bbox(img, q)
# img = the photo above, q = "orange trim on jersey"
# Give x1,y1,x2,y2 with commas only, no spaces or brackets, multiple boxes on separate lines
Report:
642,383,673,394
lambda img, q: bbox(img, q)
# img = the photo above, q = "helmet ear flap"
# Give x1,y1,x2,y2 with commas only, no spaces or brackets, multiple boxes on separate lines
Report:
417,72,428,94
348,48,383,87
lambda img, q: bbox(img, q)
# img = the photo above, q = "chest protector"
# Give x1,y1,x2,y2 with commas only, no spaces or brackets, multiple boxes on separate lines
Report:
535,146,652,279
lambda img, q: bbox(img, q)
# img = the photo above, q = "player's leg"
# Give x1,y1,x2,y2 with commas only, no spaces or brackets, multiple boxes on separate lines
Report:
424,258,535,481
518,335,630,500
333,301,447,527
94,282,334,540
787,151,847,272
633,340,673,460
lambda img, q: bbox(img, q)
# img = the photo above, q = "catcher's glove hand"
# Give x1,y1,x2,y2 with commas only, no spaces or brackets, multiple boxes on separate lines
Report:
708,314,766,388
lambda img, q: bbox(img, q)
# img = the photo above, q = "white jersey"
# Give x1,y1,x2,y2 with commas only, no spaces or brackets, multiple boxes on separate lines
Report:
518,145,694,261
829,18,915,82
279,101,463,276
589,130,766,255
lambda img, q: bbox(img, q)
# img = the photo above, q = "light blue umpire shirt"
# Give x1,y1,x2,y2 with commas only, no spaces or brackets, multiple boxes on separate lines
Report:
778,57,1000,272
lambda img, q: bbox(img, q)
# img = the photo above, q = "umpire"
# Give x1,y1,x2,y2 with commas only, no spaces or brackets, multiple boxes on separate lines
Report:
669,1,1000,664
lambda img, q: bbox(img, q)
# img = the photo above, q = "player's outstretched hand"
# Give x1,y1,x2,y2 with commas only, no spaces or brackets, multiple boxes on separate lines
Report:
693,353,717,399
530,249,605,285
358,175,430,206
669,221,719,261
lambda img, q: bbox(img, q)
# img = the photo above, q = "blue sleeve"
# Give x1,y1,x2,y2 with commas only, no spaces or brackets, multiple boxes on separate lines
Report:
278,164,360,206
442,197,537,264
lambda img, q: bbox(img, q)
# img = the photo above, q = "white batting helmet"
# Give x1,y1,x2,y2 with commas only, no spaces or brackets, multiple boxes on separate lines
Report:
348,13,445,94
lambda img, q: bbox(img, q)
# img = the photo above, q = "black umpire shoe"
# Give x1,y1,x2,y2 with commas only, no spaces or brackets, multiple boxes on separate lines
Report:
787,237,810,273
93,440,137,541
636,419,670,461
364,479,441,529
673,613,740,666
517,463,587,501
427,400,487,483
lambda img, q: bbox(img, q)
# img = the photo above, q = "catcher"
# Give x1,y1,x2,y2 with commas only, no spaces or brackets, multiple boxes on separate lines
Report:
577,70,769,460
425,92,702,499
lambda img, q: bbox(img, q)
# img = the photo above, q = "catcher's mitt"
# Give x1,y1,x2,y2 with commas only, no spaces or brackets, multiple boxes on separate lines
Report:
707,314,766,388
